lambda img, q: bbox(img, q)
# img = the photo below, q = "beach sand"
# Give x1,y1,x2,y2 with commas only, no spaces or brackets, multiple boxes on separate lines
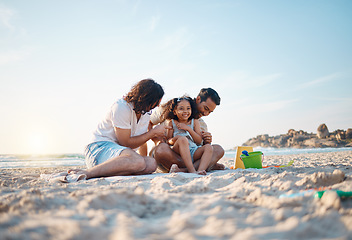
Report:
1,151,352,239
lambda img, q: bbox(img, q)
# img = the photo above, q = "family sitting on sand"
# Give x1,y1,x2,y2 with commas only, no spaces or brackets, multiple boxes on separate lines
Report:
69,79,225,179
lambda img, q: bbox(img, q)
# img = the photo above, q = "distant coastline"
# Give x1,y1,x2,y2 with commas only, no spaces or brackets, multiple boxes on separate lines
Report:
242,124,352,149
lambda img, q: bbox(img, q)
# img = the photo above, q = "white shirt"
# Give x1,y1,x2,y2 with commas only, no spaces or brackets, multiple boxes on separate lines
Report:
91,99,152,147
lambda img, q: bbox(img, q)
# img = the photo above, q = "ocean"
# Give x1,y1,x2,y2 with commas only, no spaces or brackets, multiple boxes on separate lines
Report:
0,154,85,169
1,147,351,169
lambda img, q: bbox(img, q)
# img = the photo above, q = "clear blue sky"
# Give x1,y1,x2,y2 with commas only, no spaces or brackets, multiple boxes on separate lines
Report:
1,0,351,154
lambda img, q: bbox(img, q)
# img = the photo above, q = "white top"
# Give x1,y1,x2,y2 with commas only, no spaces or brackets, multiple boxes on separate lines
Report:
150,106,208,132
91,99,152,148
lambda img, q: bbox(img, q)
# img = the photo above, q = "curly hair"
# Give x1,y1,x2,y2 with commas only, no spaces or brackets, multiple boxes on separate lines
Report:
160,95,199,122
124,79,164,114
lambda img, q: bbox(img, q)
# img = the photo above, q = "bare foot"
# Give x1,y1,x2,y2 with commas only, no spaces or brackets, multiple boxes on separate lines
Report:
169,164,181,173
209,163,226,171
196,170,207,175
68,169,89,178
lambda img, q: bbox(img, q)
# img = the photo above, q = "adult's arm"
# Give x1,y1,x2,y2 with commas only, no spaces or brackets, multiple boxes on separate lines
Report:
202,131,213,144
199,118,212,144
149,107,163,125
165,120,178,145
114,125,167,149
150,121,168,144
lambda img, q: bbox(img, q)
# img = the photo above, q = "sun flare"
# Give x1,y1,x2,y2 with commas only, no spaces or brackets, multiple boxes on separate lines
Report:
27,134,48,154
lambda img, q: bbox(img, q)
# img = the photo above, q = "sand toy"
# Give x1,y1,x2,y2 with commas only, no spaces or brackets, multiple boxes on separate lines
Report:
240,151,263,169
262,160,294,168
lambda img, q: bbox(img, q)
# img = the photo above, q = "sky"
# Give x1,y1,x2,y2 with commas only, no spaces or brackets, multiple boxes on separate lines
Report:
0,0,351,154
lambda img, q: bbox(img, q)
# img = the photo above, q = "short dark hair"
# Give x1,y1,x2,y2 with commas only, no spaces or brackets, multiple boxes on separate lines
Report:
124,79,164,114
197,88,221,105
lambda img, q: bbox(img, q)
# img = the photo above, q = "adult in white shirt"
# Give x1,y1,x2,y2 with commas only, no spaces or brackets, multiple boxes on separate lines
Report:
69,79,169,179
150,88,225,172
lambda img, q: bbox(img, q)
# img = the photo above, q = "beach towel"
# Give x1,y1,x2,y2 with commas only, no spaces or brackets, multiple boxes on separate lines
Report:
40,172,87,183
40,171,208,183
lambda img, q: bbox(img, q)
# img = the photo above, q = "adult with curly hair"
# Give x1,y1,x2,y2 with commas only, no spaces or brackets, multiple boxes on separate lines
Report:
69,79,168,178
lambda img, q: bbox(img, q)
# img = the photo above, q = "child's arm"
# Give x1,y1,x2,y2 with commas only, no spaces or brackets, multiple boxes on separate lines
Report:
177,120,203,145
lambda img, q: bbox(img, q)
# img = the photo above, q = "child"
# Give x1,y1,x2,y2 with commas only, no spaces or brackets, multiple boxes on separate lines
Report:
161,96,213,175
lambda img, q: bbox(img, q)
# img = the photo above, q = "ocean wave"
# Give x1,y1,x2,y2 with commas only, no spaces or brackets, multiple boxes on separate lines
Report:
0,154,85,169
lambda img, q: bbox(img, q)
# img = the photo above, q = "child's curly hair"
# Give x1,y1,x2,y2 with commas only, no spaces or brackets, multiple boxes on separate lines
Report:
160,95,199,122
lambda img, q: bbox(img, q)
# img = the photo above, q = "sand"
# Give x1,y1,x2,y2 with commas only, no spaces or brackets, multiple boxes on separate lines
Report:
1,151,352,240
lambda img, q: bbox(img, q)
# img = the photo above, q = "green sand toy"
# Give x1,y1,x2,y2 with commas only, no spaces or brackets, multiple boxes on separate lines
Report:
314,190,352,199
240,151,263,169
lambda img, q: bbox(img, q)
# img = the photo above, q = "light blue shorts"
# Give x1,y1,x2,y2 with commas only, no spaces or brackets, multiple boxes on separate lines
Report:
84,141,128,169
190,146,200,163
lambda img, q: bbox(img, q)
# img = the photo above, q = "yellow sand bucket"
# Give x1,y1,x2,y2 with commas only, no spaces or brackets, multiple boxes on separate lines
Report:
234,146,253,169
240,151,263,169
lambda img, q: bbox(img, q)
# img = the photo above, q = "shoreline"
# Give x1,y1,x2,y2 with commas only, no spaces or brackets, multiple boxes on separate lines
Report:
1,151,352,239
2,147,352,170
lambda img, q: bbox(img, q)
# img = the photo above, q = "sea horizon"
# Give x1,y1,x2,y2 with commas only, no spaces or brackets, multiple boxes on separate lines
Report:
1,147,351,169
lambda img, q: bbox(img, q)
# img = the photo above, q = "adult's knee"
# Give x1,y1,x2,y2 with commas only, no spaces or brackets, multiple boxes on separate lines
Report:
213,144,224,158
124,149,147,172
135,155,148,172
204,144,213,154
154,143,171,158
144,156,157,173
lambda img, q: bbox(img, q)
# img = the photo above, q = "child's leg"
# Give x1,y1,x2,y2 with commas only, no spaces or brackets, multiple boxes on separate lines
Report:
172,136,197,173
193,144,213,172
